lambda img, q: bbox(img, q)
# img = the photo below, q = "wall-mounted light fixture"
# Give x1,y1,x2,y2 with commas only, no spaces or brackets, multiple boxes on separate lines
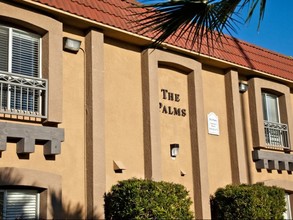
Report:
63,37,81,53
239,82,248,93
170,144,179,158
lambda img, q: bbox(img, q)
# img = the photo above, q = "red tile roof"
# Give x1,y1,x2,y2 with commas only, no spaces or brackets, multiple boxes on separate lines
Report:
32,0,293,81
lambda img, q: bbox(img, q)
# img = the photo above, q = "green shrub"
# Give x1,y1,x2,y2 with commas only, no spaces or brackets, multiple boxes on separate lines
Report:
211,183,286,219
104,178,194,220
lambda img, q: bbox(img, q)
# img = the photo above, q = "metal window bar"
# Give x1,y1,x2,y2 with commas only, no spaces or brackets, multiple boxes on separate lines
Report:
264,120,290,149
0,70,47,118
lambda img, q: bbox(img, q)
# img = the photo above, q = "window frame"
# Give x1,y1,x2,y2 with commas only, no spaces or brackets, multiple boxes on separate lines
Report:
248,78,293,151
0,1,63,123
0,24,42,77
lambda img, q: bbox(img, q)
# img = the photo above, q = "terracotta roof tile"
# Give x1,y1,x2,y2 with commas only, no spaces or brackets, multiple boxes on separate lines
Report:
32,0,293,81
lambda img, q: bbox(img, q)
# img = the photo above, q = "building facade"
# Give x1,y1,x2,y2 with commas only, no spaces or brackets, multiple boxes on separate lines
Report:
1,0,293,219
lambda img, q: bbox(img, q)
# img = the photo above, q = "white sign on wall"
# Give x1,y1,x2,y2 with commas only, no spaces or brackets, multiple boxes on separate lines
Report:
207,112,219,135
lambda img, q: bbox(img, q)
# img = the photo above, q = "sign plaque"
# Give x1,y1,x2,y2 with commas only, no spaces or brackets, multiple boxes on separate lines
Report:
208,112,219,135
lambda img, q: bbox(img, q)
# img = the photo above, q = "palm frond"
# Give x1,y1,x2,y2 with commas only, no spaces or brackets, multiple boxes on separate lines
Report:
132,0,266,52
245,0,266,29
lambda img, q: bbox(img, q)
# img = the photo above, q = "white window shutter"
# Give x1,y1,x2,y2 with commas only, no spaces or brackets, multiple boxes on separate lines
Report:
5,190,39,220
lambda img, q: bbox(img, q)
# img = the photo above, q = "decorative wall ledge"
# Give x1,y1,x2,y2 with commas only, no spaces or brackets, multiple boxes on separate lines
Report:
252,150,293,171
0,122,64,155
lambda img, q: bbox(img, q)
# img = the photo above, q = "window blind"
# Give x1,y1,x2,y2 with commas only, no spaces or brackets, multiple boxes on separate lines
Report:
4,190,39,220
12,29,40,78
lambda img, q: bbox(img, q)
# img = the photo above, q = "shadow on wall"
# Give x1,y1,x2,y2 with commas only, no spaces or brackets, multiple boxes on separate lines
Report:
51,191,102,219
0,170,102,220
0,167,23,185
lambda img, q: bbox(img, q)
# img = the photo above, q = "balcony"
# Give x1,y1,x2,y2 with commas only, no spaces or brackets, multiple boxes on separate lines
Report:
0,71,47,118
264,121,290,150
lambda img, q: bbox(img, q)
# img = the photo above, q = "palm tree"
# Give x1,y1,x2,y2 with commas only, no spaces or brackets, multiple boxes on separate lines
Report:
135,0,266,50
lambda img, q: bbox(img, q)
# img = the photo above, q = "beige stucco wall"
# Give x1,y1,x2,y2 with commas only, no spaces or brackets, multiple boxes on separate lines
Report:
158,66,194,203
0,2,87,218
104,39,145,191
61,30,86,211
201,66,233,194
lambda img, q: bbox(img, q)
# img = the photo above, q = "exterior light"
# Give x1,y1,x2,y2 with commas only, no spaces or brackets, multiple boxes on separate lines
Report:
170,144,179,158
113,160,126,173
63,37,81,53
239,82,248,93
180,170,186,176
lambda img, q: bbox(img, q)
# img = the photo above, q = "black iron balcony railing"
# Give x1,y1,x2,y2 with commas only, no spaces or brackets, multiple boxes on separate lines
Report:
264,120,290,149
0,71,47,118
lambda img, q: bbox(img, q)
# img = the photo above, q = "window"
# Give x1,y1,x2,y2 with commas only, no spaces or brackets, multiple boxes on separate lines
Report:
0,190,39,219
262,92,280,123
262,92,289,149
249,76,293,171
284,193,292,219
0,24,47,118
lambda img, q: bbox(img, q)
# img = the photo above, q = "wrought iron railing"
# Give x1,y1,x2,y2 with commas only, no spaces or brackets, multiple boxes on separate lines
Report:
0,71,47,118
264,120,290,149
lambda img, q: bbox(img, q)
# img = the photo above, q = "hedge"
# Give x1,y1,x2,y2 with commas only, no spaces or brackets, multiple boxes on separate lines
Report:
211,183,286,219
104,178,194,220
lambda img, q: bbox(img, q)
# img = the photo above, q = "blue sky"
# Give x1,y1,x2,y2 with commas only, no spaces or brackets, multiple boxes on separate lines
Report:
233,1,293,57
137,1,293,56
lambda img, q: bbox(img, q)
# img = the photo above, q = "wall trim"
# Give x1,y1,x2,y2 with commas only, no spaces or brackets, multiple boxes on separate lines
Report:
0,122,64,155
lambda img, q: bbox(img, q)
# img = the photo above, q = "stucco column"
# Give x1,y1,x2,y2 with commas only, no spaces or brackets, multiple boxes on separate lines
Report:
225,69,248,184
188,65,211,220
85,29,105,219
142,50,162,180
